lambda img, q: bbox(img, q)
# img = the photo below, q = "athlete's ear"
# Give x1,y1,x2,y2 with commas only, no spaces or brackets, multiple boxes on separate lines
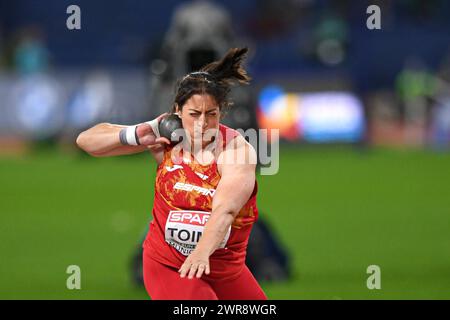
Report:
174,104,182,118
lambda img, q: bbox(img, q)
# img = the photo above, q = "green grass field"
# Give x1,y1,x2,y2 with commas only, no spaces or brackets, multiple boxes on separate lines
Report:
1,145,449,299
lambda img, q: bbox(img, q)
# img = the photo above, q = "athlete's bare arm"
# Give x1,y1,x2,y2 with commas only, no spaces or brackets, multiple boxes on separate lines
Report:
76,115,170,163
178,135,257,279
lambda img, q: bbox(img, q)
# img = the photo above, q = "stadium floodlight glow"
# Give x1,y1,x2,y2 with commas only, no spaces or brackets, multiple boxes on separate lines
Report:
67,72,113,129
12,74,64,139
257,87,366,143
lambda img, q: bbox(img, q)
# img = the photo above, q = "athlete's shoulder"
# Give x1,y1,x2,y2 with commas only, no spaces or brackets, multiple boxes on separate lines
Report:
218,123,240,146
218,127,257,168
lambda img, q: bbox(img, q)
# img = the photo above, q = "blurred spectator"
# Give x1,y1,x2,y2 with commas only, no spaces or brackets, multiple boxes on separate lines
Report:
396,57,436,124
312,12,349,66
13,26,49,75
430,49,450,148
161,0,234,77
395,57,437,145
8,26,58,144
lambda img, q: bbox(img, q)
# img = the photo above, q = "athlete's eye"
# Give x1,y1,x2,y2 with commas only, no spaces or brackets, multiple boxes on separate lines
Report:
190,113,200,117
208,112,217,116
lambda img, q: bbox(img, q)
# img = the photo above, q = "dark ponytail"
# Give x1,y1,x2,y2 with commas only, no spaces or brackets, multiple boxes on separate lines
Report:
200,47,251,85
172,47,251,114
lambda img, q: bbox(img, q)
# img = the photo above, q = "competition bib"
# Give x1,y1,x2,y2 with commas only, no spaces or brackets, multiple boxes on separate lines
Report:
165,210,231,256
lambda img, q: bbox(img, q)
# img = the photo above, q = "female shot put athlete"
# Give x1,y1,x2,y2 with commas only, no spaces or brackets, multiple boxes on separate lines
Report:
76,48,267,300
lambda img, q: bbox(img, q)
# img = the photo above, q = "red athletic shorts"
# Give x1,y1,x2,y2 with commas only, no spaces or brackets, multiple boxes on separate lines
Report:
143,248,267,300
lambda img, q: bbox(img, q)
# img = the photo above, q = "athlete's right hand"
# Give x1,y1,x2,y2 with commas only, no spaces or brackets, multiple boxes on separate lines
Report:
136,113,171,146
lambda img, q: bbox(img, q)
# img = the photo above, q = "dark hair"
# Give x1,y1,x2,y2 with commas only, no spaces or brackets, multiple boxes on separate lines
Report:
171,47,251,114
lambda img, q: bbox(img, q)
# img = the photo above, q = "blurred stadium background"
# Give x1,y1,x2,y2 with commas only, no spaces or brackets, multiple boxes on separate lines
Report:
1,0,450,299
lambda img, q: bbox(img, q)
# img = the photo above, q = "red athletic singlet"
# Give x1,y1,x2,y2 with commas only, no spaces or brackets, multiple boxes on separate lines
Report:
143,124,258,281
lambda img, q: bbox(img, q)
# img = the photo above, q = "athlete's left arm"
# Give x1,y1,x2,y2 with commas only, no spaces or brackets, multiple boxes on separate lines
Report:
178,135,257,279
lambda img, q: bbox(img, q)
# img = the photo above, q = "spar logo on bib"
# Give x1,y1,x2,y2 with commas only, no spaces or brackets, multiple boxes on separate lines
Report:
165,210,231,256
173,182,216,197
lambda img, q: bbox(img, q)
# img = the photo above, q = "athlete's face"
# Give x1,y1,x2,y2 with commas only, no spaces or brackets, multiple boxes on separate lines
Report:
177,94,220,147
